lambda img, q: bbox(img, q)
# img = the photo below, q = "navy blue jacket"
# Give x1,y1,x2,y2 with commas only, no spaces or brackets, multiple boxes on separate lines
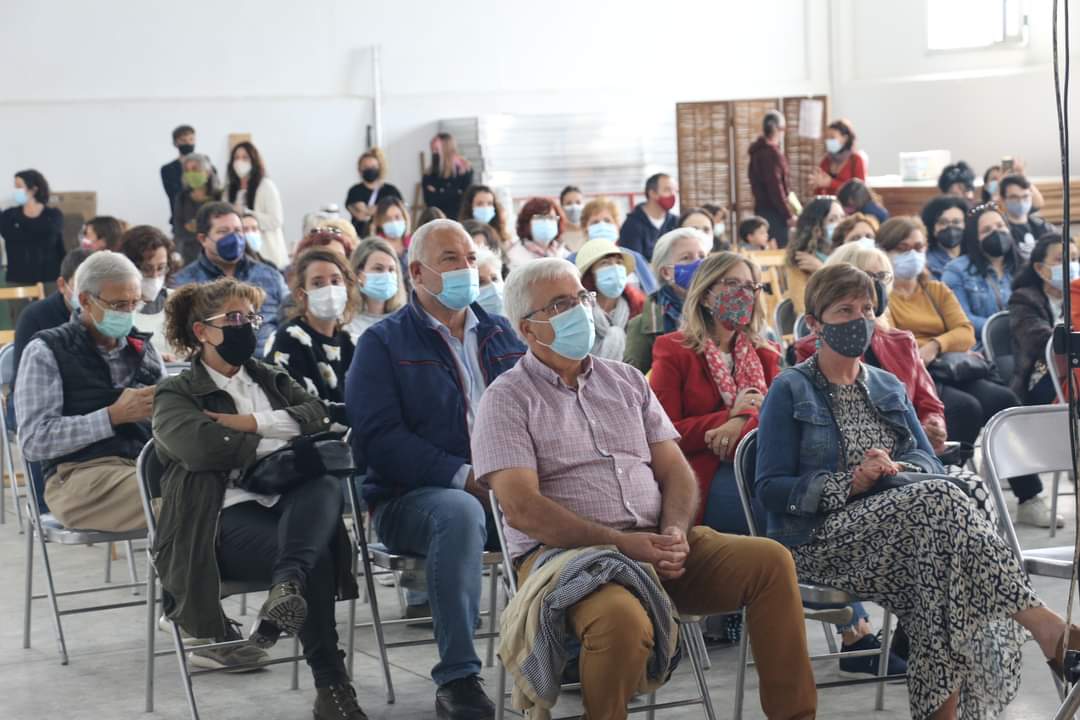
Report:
346,299,526,507
618,204,678,262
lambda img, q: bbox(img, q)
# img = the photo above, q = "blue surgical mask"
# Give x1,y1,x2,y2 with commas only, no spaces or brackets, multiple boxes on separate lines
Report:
892,249,927,279
587,222,619,242
673,258,703,290
825,137,843,155
824,222,838,244
90,298,134,339
11,188,28,206
473,206,496,224
986,179,1000,196
529,302,595,360
854,236,876,250
244,231,262,254
421,263,479,310
563,203,584,225
1051,261,1080,290
594,264,628,299
360,271,398,302
476,283,504,316
1005,198,1032,218
382,219,407,239
216,232,245,262
530,218,559,246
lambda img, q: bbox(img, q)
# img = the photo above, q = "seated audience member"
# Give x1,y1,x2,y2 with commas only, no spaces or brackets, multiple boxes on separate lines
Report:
1001,174,1056,261
984,159,1045,209
785,196,845,314
474,257,816,720
937,160,977,201
345,238,407,339
559,185,586,252
463,219,507,276
941,204,1019,338
757,262,1077,720
120,225,180,360
1009,234,1076,405
574,239,643,360
174,202,287,357
920,195,968,279
649,252,780,534
152,278,365,716
417,206,447,226
240,209,280,269
268,249,358,405
422,132,474,219
879,217,1056,527
678,206,714,244
226,141,287,268
738,216,773,251
831,212,879,251
1,169,65,291
506,197,568,269
810,119,865,195
459,184,512,250
345,147,403,239
172,153,223,264
16,251,162,532
837,178,888,223
346,219,525,719
295,225,357,262
703,203,731,250
624,228,709,373
302,216,361,249
748,109,793,246
475,248,505,317
618,173,679,261
371,196,412,262
80,215,126,252
580,198,657,295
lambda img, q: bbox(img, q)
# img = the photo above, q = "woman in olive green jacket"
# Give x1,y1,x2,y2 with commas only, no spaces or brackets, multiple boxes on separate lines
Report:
152,277,364,720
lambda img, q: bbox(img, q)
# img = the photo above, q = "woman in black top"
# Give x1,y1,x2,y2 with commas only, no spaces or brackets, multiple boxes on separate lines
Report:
0,169,65,287
267,249,359,405
421,132,473,218
345,147,402,239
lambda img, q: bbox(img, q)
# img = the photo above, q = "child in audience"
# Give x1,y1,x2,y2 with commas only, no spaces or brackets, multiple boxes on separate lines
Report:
459,184,511,249
738,216,772,251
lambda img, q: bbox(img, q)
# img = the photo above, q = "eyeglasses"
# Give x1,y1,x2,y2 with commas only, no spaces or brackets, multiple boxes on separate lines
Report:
711,278,763,294
866,271,893,284
204,311,264,329
92,295,144,314
309,226,342,236
524,291,596,320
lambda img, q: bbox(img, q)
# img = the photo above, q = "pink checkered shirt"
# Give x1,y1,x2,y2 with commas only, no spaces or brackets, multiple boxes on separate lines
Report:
472,351,680,559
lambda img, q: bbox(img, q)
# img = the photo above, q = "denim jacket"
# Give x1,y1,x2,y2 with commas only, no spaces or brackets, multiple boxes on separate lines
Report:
754,360,942,548
940,255,1014,338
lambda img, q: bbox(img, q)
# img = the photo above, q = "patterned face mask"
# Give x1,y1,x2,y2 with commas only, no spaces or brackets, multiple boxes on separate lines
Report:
819,316,875,358
709,285,756,331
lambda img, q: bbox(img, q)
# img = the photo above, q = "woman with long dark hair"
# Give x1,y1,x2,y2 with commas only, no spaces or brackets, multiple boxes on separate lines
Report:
226,141,287,269
0,169,65,291
784,196,845,314
941,203,1020,339
421,132,473,218
810,119,866,195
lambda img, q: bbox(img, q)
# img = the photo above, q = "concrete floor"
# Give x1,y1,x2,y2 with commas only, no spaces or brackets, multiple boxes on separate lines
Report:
2,487,1079,720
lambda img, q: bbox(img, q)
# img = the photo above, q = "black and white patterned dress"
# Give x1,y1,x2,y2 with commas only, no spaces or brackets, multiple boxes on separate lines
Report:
791,368,1041,719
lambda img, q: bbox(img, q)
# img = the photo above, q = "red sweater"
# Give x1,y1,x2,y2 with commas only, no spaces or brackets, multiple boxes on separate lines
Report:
814,152,866,196
649,331,782,524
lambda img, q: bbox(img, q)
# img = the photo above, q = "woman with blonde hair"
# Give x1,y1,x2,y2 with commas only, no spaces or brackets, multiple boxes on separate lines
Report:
649,251,781,534
579,196,658,294
345,237,408,338
267,249,360,404
422,132,473,218
345,147,403,238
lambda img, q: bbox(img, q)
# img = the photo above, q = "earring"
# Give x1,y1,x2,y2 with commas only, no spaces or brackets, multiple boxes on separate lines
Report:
815,336,823,351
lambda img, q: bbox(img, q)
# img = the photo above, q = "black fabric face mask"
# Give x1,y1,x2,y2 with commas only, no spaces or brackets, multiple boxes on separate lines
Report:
177,143,195,156
874,280,889,318
361,167,380,183
936,225,963,250
820,316,875,358
212,324,257,367
980,229,1012,258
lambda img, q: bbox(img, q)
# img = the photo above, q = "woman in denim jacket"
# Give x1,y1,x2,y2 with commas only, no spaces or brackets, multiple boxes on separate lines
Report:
755,263,1075,720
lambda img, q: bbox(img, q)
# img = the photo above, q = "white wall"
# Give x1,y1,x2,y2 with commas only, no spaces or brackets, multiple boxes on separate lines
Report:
829,0,1080,182
0,0,829,238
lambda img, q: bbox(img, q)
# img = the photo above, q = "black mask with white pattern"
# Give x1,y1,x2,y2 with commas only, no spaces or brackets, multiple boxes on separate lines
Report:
819,316,875,358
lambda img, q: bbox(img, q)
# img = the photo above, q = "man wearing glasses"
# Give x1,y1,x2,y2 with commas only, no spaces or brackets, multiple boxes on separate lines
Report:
16,250,163,533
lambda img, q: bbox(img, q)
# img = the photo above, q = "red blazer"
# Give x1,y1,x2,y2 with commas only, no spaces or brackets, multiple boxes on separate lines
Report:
649,331,782,523
814,152,866,195
794,327,945,427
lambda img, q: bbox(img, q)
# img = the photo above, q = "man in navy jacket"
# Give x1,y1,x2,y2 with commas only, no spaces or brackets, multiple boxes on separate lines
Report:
618,172,679,261
346,219,524,720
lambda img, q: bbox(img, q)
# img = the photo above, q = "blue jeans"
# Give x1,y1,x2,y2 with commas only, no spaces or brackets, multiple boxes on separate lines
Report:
373,486,493,686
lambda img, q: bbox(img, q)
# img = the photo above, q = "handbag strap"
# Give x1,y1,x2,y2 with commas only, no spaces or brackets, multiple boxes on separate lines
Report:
920,282,952,338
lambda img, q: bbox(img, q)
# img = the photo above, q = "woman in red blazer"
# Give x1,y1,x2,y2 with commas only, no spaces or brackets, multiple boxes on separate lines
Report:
650,252,782,532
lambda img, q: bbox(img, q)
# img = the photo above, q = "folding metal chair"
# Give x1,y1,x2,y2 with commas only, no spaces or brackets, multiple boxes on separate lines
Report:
732,430,899,718
21,434,147,667
774,297,796,340
982,310,1015,384
0,342,21,529
794,314,812,341
1048,334,1067,404
488,490,718,720
346,476,502,704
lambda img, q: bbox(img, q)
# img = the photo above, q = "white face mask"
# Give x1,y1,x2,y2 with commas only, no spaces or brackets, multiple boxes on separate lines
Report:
307,285,348,320
141,275,165,303
233,159,252,178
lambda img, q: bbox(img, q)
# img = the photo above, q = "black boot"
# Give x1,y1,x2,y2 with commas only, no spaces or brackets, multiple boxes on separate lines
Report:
249,580,307,648
313,683,368,720
435,675,495,719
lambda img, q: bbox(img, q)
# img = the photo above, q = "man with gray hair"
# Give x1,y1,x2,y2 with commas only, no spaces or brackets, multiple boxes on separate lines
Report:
346,218,524,719
748,108,794,246
16,250,163,532
473,257,816,719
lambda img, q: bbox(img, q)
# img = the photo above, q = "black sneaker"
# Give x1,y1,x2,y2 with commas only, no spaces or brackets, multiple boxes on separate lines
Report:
249,580,307,649
314,683,368,720
435,675,495,719
838,633,907,680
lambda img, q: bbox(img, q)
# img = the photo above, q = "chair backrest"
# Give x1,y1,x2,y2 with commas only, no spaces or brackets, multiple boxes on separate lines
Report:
164,362,190,377
488,490,520,597
17,432,48,521
0,342,15,387
982,310,1011,362
774,298,796,338
1047,335,1067,404
794,314,811,341
732,430,761,537
0,283,45,302
135,441,165,541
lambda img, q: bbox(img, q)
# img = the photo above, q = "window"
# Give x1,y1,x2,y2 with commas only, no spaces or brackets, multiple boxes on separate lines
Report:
927,0,1029,51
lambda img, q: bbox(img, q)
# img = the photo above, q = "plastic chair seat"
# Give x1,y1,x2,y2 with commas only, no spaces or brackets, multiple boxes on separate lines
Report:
1024,546,1075,579
37,513,147,545
367,543,502,572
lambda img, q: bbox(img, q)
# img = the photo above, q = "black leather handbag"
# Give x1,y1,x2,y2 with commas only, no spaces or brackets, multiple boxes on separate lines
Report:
236,432,355,495
928,351,993,384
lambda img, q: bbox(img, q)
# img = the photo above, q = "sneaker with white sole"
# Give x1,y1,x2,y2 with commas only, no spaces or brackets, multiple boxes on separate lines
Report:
189,620,269,673
1016,496,1065,528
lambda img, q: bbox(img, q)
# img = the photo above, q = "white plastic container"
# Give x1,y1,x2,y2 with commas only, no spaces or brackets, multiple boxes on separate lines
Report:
899,150,952,182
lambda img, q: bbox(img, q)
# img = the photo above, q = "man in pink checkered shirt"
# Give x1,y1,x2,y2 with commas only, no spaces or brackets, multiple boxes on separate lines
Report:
473,257,816,720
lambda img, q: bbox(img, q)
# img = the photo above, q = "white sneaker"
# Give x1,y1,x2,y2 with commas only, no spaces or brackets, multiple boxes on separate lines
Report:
1016,497,1065,528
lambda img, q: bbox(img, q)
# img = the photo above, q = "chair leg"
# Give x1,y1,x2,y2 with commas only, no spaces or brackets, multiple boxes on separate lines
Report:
8,434,23,533
104,542,113,584
485,565,498,667
733,610,748,720
346,596,356,680
875,609,892,711
239,593,247,616
125,539,140,596
494,662,507,720
689,619,711,671
686,622,718,720
171,622,200,720
1051,471,1061,539
290,634,300,691
362,555,395,703
822,621,839,654
145,557,157,712
22,513,33,648
34,521,69,665
644,690,657,720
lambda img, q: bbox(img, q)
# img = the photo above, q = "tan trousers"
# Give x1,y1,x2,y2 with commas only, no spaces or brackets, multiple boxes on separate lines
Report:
43,457,145,532
518,526,817,720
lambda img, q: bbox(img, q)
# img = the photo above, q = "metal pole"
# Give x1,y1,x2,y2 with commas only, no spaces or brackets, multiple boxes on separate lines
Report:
371,45,383,149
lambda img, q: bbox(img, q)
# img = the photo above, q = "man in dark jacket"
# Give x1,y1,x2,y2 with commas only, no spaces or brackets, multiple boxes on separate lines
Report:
618,173,679,261
347,219,524,720
161,124,196,224
1002,174,1056,260
748,110,793,246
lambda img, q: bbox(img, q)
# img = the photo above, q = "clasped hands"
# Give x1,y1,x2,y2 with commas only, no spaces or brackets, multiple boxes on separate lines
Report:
616,526,690,581
850,447,899,496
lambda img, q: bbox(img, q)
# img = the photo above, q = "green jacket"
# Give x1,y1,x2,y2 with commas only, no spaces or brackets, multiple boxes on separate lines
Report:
151,356,358,639
623,293,667,374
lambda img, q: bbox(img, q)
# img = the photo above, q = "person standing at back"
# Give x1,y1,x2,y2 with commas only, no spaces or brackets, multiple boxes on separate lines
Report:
618,173,679,261
748,110,793,247
161,125,196,223
422,132,474,219
1,169,65,293
225,141,288,269
810,119,865,196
